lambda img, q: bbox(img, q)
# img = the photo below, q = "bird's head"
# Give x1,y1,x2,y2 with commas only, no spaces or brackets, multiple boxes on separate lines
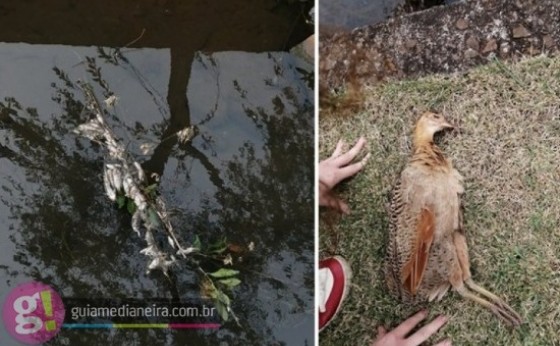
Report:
413,112,454,146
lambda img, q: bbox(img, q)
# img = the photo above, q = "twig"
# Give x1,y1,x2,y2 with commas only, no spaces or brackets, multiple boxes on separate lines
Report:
124,28,146,48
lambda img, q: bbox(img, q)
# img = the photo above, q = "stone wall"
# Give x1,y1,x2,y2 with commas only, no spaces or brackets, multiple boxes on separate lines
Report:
320,0,560,91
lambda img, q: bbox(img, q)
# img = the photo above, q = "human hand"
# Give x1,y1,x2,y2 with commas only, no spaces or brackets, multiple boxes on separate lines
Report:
372,310,451,346
319,137,370,213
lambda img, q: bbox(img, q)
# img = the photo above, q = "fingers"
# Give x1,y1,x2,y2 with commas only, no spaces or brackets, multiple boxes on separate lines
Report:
337,152,370,181
333,137,367,166
372,312,450,346
318,183,350,213
330,139,345,158
324,196,346,213
393,310,428,336
320,137,369,212
337,200,350,214
377,325,387,338
406,315,449,346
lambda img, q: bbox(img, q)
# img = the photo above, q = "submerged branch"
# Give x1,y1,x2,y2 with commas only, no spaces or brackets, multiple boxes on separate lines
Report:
75,82,190,274
74,82,240,324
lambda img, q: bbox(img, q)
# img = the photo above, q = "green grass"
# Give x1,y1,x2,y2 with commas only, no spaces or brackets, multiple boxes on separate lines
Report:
319,55,560,345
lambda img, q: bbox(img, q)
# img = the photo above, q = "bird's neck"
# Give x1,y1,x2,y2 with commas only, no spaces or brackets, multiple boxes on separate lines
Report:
411,136,449,169
412,127,436,148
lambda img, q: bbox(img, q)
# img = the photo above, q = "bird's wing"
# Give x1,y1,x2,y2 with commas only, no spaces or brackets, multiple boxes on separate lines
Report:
388,167,436,296
400,207,435,295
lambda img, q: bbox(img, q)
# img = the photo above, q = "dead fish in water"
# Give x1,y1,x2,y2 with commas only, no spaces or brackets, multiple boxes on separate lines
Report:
133,161,146,182
167,236,176,249
131,210,143,236
75,93,190,277
176,247,197,256
140,245,157,257
103,167,116,201
109,165,123,192
147,255,176,275
121,173,147,211
73,118,103,139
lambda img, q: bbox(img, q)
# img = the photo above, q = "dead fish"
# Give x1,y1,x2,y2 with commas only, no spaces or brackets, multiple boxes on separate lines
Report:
147,256,175,273
140,143,156,156
167,236,176,249
95,113,105,125
131,210,142,236
176,247,197,256
103,168,116,201
132,189,147,211
145,229,156,246
140,245,157,256
74,119,103,139
110,168,123,192
122,174,134,196
133,162,146,182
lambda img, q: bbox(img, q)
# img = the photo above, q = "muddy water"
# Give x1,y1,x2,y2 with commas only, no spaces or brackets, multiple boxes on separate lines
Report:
0,2,313,345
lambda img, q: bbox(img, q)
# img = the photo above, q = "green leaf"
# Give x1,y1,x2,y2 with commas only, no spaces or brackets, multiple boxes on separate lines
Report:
215,300,228,321
143,183,158,198
216,290,231,306
144,183,158,193
209,268,239,279
219,278,241,288
116,195,126,209
126,199,137,214
211,245,228,254
147,208,160,227
208,237,228,254
193,235,202,250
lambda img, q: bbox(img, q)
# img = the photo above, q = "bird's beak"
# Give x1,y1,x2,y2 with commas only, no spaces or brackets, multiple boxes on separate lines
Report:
441,120,455,130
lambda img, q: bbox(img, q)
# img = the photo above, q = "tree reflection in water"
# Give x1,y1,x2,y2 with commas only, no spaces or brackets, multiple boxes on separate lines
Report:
0,49,313,345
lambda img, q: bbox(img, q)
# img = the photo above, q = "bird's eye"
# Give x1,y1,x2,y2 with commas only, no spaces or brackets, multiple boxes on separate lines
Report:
433,114,440,119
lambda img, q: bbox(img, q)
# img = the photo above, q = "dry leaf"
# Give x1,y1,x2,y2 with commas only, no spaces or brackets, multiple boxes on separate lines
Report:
176,126,194,144
104,95,118,108
223,254,233,266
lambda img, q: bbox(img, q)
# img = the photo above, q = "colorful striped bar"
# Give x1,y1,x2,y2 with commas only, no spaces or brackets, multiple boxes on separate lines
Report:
169,323,220,329
63,324,114,329
63,323,220,329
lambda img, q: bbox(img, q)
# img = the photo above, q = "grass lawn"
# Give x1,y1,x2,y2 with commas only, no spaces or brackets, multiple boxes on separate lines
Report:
319,55,560,345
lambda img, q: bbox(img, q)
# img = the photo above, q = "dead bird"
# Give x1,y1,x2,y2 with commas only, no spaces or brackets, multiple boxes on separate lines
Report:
384,112,522,327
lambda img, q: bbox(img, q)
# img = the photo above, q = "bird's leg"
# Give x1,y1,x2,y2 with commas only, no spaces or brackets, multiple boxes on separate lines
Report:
451,231,522,326
464,278,523,325
455,284,522,327
452,231,472,281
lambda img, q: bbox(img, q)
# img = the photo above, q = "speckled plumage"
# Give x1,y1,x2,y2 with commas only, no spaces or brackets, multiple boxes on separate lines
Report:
385,135,464,304
384,112,522,327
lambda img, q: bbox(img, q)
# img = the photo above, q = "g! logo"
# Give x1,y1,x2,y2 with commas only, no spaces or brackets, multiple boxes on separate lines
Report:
2,281,65,345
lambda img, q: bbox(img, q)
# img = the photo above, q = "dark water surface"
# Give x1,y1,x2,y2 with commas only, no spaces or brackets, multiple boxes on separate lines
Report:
319,0,459,30
0,1,313,345
320,0,405,31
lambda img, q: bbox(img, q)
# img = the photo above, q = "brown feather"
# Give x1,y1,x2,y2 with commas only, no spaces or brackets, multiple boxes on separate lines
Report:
401,208,435,295
410,142,450,171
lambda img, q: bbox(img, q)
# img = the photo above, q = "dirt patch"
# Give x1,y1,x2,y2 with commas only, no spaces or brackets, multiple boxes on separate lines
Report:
320,0,560,93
